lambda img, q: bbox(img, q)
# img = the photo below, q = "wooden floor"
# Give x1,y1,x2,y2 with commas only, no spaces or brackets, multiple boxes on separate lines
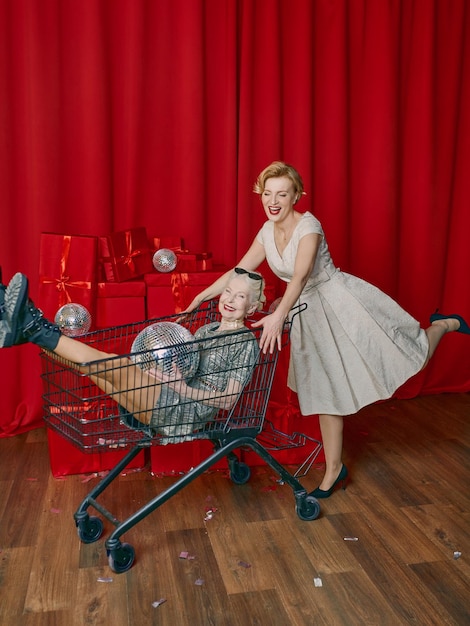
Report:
0,393,469,625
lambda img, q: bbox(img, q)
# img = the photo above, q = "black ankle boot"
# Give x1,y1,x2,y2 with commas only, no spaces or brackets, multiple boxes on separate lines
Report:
0,282,28,345
0,273,28,347
0,273,61,351
22,300,62,350
0,283,5,321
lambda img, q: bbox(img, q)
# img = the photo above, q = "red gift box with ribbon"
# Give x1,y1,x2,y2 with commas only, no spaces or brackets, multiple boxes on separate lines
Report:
100,227,153,282
96,280,146,328
151,236,185,252
144,273,181,318
178,269,228,308
38,233,98,321
145,269,226,318
175,251,213,272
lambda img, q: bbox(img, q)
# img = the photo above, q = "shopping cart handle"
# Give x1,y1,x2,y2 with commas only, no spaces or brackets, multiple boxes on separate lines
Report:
289,301,307,322
284,302,307,343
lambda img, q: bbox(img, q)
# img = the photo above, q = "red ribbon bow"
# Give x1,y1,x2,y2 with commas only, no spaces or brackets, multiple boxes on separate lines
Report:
40,236,92,307
117,231,142,273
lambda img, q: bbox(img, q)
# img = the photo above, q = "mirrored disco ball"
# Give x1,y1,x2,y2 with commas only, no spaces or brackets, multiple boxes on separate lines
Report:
153,248,177,273
54,303,92,337
131,321,200,379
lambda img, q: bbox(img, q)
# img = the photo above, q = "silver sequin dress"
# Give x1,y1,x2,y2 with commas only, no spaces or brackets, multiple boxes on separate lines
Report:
121,323,259,442
256,212,429,416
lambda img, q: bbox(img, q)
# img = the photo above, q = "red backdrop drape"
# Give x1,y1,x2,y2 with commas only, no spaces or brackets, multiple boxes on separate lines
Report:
1,0,469,436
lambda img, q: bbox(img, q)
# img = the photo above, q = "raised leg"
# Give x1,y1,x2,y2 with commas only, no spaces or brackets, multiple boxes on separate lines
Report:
54,335,161,425
422,317,460,368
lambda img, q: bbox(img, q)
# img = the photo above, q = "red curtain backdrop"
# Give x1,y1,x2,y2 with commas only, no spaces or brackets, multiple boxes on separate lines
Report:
1,0,469,436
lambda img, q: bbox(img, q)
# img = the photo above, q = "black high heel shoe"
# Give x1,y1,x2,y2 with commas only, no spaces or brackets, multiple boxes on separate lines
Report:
309,464,348,499
430,311,470,335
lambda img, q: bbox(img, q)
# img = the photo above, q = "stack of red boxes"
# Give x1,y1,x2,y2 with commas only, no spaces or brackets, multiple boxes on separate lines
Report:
37,230,151,477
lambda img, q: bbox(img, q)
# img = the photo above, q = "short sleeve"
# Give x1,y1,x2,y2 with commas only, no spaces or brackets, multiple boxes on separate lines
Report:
296,212,323,239
255,223,268,245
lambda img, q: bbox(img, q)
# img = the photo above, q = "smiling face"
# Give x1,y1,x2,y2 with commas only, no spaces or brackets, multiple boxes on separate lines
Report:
218,275,256,322
261,176,298,223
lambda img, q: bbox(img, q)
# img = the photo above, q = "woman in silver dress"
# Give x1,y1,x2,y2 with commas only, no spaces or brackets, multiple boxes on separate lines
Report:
1,269,264,438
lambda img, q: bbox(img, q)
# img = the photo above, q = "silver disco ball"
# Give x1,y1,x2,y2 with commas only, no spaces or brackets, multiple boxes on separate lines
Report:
153,248,177,273
131,321,200,379
54,303,92,337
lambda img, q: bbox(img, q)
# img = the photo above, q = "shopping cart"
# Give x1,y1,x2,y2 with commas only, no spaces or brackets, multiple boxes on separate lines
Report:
41,301,321,573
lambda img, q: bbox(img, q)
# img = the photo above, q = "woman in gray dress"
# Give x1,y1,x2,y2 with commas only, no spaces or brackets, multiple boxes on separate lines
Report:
183,161,469,498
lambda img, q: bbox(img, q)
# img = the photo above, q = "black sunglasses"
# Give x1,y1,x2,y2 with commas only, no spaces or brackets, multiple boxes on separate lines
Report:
234,267,263,301
234,267,262,281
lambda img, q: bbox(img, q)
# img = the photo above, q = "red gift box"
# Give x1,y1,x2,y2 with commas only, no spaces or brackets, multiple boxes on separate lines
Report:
175,251,213,272
96,280,146,328
145,269,226,318
152,236,184,252
100,227,153,282
38,233,98,321
144,272,181,318
47,429,146,477
180,269,228,308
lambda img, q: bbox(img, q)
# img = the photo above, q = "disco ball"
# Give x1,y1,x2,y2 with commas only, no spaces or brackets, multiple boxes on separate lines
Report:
54,303,92,337
131,321,200,379
153,248,177,273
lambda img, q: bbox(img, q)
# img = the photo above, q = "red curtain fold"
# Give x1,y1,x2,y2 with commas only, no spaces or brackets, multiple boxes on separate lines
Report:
1,0,469,436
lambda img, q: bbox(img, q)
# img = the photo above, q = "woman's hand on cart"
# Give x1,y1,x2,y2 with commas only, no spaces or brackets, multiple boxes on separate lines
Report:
251,312,285,354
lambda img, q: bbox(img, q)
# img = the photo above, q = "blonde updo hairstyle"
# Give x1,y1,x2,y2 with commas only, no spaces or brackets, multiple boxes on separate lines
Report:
230,268,266,313
253,161,306,204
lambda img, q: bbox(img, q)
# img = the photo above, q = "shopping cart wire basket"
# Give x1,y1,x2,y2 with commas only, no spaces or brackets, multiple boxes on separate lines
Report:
41,300,321,573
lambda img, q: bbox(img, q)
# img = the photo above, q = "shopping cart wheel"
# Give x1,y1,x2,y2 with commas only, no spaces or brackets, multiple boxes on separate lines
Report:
229,461,251,485
76,515,104,544
107,542,135,573
295,495,321,521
